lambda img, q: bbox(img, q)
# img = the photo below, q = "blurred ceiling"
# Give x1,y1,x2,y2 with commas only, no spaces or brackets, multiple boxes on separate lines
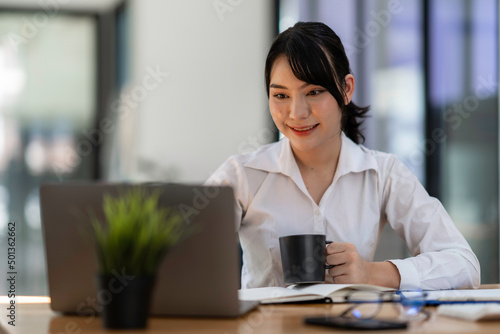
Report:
0,0,122,12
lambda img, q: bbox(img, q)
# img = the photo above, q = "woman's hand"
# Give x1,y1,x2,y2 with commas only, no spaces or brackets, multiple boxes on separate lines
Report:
326,242,401,289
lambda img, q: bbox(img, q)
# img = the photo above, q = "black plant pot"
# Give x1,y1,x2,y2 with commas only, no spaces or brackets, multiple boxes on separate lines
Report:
96,274,155,329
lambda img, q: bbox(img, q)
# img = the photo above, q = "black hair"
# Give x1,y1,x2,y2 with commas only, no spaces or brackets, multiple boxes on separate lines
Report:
265,22,369,144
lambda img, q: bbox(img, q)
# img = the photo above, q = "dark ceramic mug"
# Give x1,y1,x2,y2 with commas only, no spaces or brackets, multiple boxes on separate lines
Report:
279,234,334,285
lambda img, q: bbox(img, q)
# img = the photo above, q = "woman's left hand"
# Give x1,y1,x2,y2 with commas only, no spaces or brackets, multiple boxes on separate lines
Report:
326,242,400,288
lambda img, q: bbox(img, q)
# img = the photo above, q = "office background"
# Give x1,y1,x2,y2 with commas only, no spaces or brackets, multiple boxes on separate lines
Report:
0,0,497,295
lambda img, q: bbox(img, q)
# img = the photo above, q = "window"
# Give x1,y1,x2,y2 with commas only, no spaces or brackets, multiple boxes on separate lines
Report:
0,11,97,295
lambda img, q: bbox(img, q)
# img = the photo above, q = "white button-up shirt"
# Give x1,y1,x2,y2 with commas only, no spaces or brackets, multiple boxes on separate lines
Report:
206,133,480,290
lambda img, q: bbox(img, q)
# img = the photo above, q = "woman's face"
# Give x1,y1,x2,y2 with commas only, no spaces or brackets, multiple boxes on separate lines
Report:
269,55,353,156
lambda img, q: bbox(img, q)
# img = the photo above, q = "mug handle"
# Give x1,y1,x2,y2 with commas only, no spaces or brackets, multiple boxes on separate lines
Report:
325,240,334,269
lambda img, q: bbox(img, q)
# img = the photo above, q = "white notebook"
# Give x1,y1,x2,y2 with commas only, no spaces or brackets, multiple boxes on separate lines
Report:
239,284,394,304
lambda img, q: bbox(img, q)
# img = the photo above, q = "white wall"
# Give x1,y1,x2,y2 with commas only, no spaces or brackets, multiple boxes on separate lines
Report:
124,0,274,183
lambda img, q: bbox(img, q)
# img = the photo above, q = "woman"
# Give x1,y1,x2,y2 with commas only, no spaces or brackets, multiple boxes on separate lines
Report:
206,22,480,290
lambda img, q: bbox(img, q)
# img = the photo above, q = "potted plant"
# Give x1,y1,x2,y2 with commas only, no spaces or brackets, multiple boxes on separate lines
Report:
89,187,187,329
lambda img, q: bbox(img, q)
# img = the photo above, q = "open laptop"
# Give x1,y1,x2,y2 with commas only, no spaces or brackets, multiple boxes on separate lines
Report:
40,182,257,317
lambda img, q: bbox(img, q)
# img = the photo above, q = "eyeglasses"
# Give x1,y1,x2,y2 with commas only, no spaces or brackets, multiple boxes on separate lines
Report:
339,290,430,322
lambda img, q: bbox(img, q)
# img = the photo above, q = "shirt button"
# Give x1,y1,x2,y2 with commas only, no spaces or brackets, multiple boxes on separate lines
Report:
314,208,321,216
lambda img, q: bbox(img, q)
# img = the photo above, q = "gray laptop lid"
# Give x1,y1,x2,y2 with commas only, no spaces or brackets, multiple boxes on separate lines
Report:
40,182,254,317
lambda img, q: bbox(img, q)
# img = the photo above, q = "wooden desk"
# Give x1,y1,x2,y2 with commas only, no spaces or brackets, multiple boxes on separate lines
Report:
2,296,500,334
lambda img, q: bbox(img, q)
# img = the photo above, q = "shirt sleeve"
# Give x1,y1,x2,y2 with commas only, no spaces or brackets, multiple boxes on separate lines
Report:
381,157,481,290
204,157,250,231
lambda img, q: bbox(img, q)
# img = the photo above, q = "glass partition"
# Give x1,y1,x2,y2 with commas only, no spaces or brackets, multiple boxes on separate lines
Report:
430,0,499,283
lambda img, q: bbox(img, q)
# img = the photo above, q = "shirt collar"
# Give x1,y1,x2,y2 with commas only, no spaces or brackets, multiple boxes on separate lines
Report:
243,132,379,177
336,132,379,177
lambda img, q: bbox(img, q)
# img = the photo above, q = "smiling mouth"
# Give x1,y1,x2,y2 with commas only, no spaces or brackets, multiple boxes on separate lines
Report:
289,124,319,132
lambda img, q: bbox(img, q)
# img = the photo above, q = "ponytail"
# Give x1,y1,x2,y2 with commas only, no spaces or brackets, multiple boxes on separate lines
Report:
342,101,370,144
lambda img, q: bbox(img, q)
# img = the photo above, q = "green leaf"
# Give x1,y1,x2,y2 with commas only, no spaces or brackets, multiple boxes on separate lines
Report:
87,187,191,275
